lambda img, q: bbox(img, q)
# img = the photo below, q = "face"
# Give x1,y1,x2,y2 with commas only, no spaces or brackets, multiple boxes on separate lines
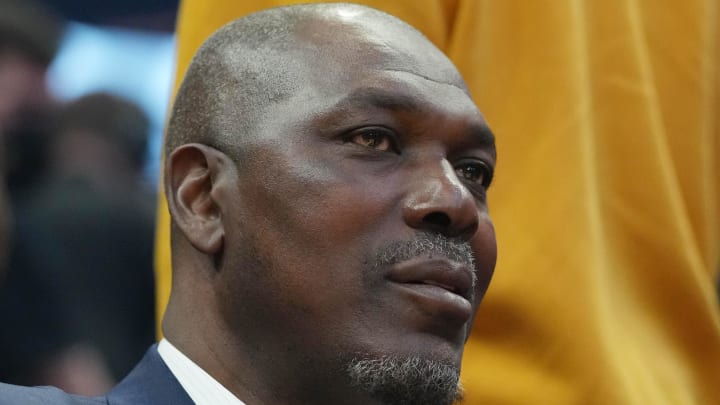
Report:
0,52,50,130
213,16,497,402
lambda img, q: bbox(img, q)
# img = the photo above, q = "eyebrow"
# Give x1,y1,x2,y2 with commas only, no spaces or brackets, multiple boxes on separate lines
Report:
468,123,496,152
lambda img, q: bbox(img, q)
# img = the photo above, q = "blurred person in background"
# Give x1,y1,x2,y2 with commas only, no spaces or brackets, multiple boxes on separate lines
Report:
0,0,59,131
0,92,157,395
0,0,74,393
0,0,158,397
48,92,154,199
0,0,63,197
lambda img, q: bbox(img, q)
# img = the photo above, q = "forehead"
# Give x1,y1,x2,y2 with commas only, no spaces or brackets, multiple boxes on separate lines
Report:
212,10,492,151
282,23,490,142
290,12,467,93
245,64,495,164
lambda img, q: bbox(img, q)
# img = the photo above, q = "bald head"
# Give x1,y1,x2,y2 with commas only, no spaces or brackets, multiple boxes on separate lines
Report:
165,3,466,163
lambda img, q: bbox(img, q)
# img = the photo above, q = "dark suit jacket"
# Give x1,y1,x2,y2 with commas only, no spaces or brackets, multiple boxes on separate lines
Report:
0,345,194,405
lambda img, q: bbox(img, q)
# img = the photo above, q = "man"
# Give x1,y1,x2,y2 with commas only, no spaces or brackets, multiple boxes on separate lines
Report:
0,3,497,404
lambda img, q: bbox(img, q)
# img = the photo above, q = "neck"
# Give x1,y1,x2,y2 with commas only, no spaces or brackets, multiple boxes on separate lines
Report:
163,313,384,405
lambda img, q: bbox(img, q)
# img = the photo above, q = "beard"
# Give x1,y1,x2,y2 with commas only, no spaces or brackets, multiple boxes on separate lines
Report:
346,355,464,405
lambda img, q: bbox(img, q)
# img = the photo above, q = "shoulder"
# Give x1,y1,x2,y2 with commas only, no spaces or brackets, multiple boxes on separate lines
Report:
106,345,193,405
0,383,105,405
0,346,192,405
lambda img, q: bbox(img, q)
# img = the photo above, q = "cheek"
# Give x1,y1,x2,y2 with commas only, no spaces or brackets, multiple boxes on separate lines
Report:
242,145,400,251
230,151,399,308
220,158,402,351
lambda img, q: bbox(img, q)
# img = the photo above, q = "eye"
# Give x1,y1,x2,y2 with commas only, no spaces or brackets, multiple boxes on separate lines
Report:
455,160,493,188
346,128,397,153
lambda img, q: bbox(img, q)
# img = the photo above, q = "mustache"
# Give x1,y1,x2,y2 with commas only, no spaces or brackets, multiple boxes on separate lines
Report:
371,233,476,285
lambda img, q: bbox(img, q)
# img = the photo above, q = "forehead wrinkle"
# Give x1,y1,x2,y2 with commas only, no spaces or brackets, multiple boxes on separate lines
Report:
383,68,469,95
323,76,474,116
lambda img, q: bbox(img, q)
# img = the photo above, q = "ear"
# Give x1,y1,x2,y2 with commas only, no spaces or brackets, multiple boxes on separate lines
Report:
165,143,234,256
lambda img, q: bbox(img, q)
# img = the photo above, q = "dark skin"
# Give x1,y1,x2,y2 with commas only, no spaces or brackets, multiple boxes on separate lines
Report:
163,9,496,405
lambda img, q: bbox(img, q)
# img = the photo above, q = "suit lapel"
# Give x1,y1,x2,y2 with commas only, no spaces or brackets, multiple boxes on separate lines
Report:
106,344,194,405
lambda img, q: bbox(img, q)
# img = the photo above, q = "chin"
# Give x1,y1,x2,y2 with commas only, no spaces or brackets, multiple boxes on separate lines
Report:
338,333,467,405
344,353,464,405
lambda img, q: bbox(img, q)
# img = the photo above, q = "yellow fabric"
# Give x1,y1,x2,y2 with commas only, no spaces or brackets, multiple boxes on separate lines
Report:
156,0,720,403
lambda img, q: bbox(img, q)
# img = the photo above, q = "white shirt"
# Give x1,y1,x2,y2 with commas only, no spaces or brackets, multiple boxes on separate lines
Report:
157,338,247,405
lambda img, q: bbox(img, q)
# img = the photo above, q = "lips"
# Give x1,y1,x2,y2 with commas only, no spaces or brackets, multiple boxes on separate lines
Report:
385,257,474,304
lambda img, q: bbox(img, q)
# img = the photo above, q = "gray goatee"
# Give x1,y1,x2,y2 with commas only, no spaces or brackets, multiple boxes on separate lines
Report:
347,356,464,405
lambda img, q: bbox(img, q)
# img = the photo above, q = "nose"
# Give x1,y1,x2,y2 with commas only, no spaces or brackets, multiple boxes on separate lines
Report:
402,159,480,240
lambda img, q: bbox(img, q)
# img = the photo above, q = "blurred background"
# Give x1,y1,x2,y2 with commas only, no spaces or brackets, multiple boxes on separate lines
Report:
0,0,178,395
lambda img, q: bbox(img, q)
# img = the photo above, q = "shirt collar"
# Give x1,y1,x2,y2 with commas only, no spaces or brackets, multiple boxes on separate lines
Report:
157,338,246,405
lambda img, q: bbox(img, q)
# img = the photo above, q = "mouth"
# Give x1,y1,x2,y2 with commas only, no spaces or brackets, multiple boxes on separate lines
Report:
385,257,475,321
416,279,466,297
387,257,474,300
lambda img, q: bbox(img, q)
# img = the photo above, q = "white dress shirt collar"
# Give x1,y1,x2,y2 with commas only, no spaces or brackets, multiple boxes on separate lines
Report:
157,338,246,405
